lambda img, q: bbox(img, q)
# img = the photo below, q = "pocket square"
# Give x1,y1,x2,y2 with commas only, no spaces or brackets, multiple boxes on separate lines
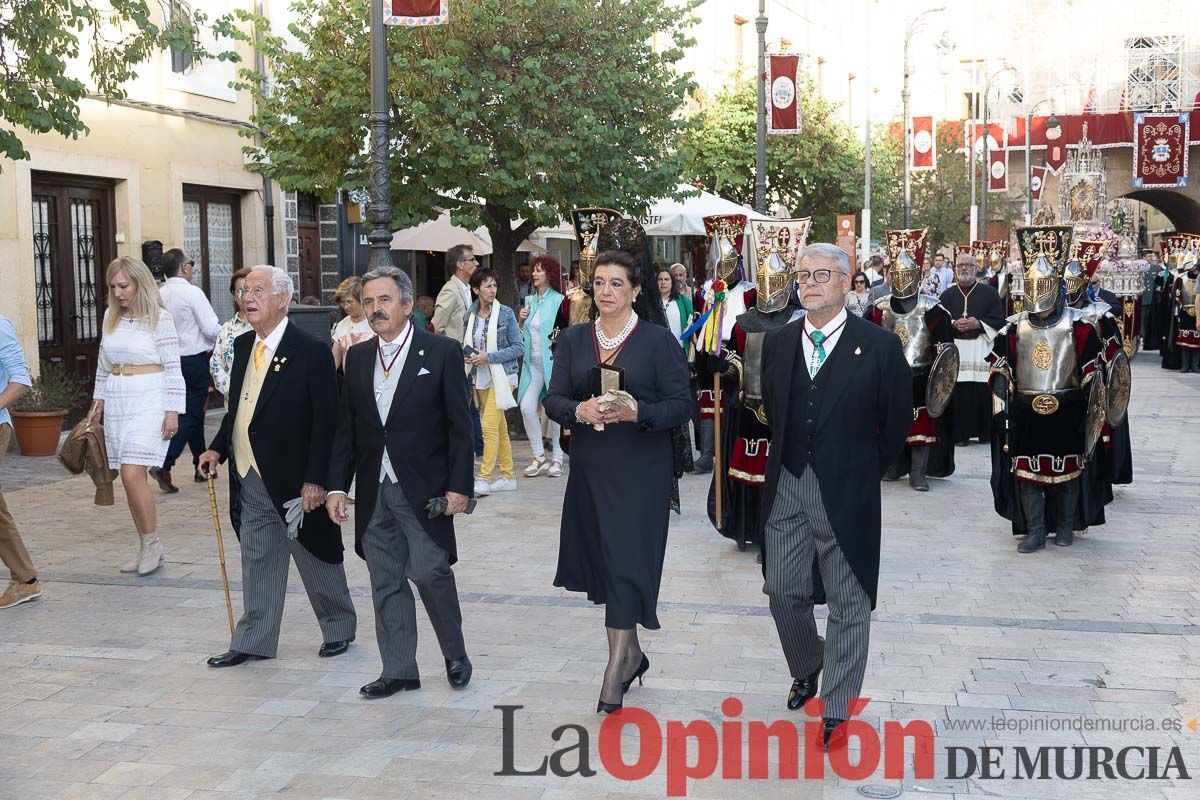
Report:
418,367,431,376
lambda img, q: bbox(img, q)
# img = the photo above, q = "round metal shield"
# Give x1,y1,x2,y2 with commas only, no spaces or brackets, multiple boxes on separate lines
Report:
1105,349,1131,427
925,344,960,418
1084,376,1107,459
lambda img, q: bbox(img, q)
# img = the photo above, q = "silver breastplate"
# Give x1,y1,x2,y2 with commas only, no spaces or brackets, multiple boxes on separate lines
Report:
1014,311,1080,394
1180,277,1198,306
876,295,936,367
742,331,766,402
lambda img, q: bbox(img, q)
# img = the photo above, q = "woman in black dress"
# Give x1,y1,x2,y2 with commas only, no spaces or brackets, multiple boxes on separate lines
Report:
544,250,693,713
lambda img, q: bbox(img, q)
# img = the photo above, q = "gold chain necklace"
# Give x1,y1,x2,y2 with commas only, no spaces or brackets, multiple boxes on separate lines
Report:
956,282,975,319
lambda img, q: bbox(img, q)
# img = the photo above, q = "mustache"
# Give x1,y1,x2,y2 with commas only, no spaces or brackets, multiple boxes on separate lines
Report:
369,311,389,322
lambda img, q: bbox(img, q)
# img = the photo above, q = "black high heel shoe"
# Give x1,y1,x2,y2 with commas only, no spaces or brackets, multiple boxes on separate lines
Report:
596,698,623,714
621,655,650,694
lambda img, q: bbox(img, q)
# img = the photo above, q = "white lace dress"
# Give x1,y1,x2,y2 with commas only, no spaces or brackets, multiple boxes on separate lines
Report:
93,314,187,469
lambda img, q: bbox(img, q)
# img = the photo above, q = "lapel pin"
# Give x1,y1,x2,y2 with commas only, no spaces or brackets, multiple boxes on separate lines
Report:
273,364,281,372
280,357,287,363
419,349,424,356
854,347,862,355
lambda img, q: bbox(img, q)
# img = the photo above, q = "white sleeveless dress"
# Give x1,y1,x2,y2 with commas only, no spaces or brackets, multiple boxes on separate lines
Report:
93,314,187,468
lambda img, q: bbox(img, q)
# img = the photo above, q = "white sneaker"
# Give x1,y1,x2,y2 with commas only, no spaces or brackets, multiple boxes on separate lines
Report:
137,537,163,576
490,477,518,492
474,478,491,496
120,535,145,573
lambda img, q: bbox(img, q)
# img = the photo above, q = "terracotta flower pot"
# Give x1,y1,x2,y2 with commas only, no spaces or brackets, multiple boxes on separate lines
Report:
10,410,68,457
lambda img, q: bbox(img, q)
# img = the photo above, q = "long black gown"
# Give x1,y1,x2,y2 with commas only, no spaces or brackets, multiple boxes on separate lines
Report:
544,319,693,630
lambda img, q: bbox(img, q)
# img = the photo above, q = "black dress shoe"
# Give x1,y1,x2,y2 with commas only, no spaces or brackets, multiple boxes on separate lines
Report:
597,698,622,714
1017,532,1047,553
446,656,472,688
360,677,421,698
786,666,821,710
823,718,848,751
319,638,353,658
150,467,179,494
1055,529,1074,547
207,650,268,668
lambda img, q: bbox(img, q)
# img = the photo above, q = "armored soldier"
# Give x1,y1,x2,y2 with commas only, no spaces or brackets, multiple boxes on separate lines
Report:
988,226,1106,553
691,214,755,473
866,228,957,491
1162,236,1200,373
708,218,810,552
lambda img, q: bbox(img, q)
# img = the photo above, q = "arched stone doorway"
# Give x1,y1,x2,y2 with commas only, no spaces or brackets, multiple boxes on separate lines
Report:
1119,189,1200,234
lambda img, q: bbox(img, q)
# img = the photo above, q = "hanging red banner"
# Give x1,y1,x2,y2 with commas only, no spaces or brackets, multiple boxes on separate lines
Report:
1045,141,1067,174
767,54,801,135
1133,112,1189,188
386,0,448,25
1030,165,1047,200
911,116,936,170
987,123,1008,192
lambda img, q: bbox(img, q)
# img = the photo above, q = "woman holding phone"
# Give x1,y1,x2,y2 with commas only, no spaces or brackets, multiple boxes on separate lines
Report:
516,256,567,477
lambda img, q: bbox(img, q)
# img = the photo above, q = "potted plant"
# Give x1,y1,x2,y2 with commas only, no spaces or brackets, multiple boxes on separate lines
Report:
10,362,86,457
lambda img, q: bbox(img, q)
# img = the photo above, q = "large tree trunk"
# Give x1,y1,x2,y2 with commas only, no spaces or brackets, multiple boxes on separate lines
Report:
482,202,537,309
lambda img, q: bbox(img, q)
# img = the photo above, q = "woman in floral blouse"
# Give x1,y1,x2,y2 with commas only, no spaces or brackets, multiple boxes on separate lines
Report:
209,267,253,397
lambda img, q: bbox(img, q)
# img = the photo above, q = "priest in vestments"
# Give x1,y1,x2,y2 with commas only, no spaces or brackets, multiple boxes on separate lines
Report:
939,254,1006,445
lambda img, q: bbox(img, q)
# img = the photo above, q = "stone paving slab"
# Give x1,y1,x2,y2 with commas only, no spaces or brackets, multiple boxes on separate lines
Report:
0,354,1198,798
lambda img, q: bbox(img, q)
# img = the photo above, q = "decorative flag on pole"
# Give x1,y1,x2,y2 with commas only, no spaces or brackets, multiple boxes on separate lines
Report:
987,122,1008,192
386,0,449,25
911,116,936,170
1133,112,1189,189
1045,139,1067,174
1030,165,1047,200
767,54,802,135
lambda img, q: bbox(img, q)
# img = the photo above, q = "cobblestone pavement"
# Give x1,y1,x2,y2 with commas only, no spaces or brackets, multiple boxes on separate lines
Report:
1,354,1198,799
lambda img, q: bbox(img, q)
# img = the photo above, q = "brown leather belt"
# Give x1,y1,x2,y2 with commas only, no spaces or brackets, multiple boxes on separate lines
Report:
110,363,164,376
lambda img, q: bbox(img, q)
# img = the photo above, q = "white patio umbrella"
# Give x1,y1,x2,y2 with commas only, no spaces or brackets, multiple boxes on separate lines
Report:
537,185,770,239
389,211,492,254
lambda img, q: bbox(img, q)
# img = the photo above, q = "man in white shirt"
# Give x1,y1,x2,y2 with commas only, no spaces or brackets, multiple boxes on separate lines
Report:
155,248,221,491
933,253,955,295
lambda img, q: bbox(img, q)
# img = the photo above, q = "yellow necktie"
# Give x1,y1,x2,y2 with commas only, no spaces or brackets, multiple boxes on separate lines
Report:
253,342,267,371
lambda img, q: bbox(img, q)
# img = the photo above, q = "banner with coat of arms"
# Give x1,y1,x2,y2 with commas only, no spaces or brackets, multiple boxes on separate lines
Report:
1030,165,1047,200
911,116,936,170
767,54,801,135
1133,113,1189,188
386,0,449,25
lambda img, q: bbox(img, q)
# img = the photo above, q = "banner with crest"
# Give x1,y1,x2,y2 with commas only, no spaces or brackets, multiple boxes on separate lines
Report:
1133,113,1189,189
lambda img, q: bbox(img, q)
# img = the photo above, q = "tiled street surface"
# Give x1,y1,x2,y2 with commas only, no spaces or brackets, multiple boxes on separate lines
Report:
1,353,1198,799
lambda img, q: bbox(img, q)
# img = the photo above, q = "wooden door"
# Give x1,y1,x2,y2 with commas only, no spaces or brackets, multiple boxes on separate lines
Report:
31,173,116,396
297,222,321,300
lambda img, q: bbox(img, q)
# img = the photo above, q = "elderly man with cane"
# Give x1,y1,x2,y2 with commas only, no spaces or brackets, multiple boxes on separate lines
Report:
198,266,356,667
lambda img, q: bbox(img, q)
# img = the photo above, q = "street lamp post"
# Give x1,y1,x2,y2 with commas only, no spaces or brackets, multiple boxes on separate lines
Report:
981,64,1017,240
754,0,768,215
901,7,946,228
1023,100,1056,224
366,0,394,270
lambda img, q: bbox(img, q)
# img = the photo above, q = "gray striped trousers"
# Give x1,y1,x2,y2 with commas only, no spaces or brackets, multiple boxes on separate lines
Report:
763,466,872,720
230,469,357,658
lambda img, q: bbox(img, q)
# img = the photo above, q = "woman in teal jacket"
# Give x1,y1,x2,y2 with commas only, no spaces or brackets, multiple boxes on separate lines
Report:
517,256,568,477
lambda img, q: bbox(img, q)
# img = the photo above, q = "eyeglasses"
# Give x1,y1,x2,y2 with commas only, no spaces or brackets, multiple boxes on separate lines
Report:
796,269,836,285
236,287,272,300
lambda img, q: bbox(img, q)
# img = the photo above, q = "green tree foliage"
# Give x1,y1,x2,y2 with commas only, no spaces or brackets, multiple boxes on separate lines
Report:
230,0,698,301
0,0,216,163
678,75,896,245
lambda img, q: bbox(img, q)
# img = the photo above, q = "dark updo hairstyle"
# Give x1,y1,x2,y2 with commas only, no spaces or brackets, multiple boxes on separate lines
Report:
469,267,497,294
529,255,564,294
592,250,641,286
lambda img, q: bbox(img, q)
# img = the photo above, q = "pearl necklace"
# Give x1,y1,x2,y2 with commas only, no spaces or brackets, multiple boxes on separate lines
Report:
594,312,638,350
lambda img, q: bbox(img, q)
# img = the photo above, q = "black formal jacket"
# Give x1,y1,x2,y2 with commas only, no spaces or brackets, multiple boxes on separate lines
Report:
760,313,912,607
328,326,474,564
208,322,344,563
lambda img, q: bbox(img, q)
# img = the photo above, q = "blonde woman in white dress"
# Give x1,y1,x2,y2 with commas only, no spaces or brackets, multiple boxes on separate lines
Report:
87,257,186,575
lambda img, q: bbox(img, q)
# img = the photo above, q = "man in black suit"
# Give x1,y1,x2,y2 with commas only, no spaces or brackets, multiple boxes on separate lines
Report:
760,243,911,750
327,265,474,698
199,266,356,667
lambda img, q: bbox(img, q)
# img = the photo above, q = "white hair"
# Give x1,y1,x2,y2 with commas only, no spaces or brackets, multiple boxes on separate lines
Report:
250,265,294,299
801,243,852,274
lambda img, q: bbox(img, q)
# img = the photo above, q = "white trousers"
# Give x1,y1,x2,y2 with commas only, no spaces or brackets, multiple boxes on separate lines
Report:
519,356,562,460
